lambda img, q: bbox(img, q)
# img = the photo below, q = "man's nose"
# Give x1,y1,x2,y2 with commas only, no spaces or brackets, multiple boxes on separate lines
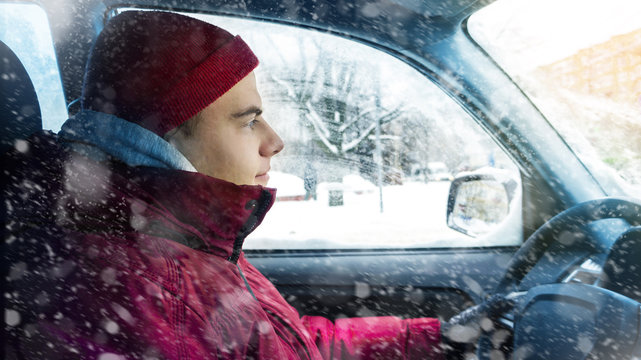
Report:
261,122,284,157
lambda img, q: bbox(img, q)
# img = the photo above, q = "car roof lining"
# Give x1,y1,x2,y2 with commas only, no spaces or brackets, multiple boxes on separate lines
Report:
39,0,496,104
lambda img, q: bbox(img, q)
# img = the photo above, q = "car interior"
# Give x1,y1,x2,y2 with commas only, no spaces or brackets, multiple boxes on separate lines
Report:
2,0,641,359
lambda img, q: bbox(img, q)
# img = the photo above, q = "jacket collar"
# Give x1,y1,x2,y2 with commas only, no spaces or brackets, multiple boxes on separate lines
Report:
124,166,276,262
58,151,275,262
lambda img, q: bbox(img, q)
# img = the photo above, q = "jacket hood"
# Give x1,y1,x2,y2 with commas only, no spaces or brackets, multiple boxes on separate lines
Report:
59,110,197,171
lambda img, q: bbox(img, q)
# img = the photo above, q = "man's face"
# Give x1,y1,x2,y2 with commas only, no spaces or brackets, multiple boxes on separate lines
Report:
168,72,284,186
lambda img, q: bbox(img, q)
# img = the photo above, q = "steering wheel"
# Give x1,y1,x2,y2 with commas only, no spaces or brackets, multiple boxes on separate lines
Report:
477,197,641,360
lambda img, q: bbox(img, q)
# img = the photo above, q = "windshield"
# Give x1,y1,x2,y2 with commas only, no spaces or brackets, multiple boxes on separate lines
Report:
468,0,641,197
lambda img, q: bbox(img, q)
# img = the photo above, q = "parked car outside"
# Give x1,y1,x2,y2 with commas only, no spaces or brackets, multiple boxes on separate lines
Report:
426,162,454,182
267,171,306,201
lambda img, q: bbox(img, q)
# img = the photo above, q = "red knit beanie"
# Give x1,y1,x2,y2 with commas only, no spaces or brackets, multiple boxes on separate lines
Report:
81,11,259,136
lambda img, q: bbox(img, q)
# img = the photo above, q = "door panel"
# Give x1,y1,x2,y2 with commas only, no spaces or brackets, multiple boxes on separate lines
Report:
247,248,516,320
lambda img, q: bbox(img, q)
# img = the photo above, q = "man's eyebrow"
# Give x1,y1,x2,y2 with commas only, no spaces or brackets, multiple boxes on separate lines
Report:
232,106,263,118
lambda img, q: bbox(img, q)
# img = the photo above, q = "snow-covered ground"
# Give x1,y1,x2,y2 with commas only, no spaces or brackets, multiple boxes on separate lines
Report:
245,180,521,249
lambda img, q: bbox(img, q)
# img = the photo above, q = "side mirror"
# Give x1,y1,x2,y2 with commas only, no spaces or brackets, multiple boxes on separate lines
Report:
446,172,518,237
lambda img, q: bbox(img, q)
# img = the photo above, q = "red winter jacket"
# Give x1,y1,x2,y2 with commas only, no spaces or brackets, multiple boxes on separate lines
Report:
3,132,443,359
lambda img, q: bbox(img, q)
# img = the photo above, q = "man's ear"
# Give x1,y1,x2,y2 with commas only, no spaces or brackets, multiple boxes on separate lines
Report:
163,111,203,144
164,126,193,161
162,114,204,174
163,126,180,143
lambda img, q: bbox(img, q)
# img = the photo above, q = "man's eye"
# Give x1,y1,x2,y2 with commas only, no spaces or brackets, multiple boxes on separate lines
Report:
246,119,259,129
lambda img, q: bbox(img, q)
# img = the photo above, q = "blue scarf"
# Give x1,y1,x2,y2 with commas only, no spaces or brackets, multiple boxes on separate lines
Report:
58,110,196,172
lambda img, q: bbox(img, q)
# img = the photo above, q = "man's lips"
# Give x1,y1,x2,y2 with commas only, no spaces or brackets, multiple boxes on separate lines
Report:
255,171,270,183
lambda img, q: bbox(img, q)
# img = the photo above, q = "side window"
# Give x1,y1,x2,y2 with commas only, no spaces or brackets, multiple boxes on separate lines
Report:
0,3,67,132
199,14,522,249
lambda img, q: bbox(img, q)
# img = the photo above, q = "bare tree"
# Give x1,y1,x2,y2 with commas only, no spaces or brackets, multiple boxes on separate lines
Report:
262,35,405,158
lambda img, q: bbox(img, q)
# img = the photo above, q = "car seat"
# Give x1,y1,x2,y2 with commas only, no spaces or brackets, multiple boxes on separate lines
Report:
0,39,42,154
1,39,42,359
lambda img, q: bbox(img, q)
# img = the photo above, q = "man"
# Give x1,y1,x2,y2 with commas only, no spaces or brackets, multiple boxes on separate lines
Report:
3,10,459,359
